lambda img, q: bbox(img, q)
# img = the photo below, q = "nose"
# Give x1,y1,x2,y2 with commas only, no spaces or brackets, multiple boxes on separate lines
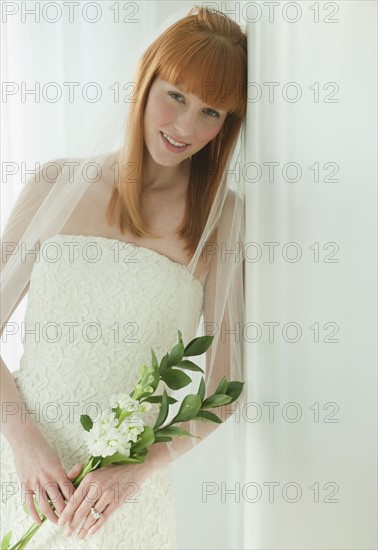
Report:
172,109,195,142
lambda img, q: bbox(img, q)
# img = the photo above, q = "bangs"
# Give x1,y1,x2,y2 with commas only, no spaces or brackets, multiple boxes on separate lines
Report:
156,36,246,117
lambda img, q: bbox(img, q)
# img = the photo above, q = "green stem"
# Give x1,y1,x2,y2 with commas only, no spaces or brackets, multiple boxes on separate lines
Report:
71,457,95,485
9,513,47,550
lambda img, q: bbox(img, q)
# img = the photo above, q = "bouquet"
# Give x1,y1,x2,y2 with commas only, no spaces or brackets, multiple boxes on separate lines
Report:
1,330,244,549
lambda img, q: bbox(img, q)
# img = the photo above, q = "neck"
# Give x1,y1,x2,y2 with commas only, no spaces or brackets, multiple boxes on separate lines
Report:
142,148,191,193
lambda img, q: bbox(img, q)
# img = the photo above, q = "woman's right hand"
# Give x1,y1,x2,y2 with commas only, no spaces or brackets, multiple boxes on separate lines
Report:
10,428,77,526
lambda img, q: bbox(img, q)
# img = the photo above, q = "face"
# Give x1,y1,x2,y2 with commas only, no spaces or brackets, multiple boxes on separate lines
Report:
143,78,228,166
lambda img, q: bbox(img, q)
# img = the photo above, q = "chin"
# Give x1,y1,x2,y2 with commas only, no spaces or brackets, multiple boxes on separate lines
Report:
152,153,188,167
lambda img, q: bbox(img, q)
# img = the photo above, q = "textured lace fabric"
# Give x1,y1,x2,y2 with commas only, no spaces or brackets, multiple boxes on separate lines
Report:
0,234,204,549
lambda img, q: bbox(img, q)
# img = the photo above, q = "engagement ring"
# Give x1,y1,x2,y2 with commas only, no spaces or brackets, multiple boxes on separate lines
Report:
90,507,102,520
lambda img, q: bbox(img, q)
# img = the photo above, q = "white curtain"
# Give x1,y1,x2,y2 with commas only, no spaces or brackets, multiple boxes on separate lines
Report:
242,1,376,549
1,2,376,549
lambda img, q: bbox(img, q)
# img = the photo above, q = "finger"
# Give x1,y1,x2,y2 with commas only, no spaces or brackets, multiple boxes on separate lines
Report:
58,483,83,526
81,503,111,539
59,463,83,506
63,481,101,535
64,498,95,536
25,492,42,525
77,499,107,539
38,486,59,525
59,476,76,505
66,463,83,480
45,482,66,515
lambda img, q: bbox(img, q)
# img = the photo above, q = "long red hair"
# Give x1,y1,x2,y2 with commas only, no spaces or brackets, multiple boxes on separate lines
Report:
106,6,247,257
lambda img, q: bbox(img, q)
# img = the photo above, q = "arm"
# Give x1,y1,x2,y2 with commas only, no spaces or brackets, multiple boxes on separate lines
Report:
0,158,78,525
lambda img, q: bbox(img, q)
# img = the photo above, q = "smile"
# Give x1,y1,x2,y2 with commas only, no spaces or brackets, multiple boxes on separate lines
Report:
160,131,189,149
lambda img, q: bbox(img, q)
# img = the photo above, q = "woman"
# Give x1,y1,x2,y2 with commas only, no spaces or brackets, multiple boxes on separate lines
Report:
0,6,247,549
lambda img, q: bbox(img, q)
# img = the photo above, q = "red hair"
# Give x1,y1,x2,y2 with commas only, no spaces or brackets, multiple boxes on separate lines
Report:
106,6,247,257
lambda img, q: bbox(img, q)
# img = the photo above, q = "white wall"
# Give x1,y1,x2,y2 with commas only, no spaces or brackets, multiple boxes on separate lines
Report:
243,1,377,548
174,2,377,549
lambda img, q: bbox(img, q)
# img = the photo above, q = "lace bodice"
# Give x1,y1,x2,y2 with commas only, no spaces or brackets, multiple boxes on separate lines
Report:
1,234,204,549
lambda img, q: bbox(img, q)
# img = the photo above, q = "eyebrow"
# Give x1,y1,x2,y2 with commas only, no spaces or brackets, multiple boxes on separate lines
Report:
164,82,227,114
169,83,227,114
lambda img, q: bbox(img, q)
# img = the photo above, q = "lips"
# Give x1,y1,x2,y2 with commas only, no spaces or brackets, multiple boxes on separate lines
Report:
162,132,190,147
160,131,190,153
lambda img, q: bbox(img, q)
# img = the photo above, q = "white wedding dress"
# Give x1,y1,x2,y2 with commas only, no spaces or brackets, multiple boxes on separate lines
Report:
0,234,204,549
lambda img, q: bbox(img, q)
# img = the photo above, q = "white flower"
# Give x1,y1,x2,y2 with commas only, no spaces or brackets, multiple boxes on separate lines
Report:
104,427,132,455
110,393,140,413
84,405,147,458
85,423,132,457
110,393,152,416
84,410,123,457
119,416,145,442
98,409,118,430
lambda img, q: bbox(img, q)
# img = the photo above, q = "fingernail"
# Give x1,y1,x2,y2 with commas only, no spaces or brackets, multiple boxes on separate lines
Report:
58,517,65,525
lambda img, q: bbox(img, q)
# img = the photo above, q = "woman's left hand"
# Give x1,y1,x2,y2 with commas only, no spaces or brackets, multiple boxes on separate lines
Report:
57,462,149,539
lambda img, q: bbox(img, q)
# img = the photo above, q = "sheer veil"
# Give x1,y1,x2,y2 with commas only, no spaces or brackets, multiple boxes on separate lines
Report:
1,4,248,504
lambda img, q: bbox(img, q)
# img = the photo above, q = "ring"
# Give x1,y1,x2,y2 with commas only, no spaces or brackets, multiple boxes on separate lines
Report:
90,506,103,520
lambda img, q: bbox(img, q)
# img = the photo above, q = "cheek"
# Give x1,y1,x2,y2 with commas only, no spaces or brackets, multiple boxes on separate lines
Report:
159,102,175,122
146,94,175,126
197,124,223,145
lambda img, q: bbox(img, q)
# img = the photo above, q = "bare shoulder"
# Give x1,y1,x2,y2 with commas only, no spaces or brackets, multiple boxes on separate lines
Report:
37,156,85,183
33,152,118,195
30,157,75,191
224,188,243,210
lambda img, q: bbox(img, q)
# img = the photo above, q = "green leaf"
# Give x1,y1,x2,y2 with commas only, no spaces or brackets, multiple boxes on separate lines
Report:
171,394,202,423
168,342,184,367
194,410,223,424
80,414,93,432
1,531,12,550
161,369,192,390
130,426,155,454
111,405,123,419
101,450,148,467
198,377,206,402
92,457,102,469
156,426,198,439
143,395,177,404
151,347,159,369
177,329,183,344
214,375,228,395
177,360,204,373
154,434,173,443
184,335,214,356
159,353,169,375
201,394,233,408
154,390,169,428
148,365,160,393
101,452,132,465
226,381,245,403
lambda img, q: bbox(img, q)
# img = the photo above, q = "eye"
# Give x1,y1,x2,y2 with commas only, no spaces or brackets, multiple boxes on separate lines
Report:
203,108,220,119
168,92,183,102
